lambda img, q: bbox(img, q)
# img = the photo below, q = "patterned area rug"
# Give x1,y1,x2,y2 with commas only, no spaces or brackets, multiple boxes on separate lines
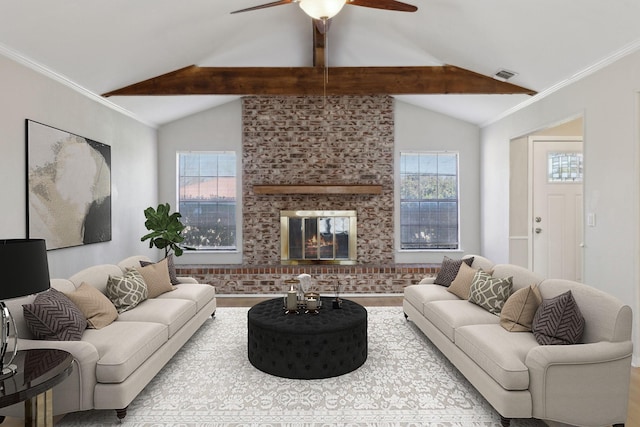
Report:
58,306,547,427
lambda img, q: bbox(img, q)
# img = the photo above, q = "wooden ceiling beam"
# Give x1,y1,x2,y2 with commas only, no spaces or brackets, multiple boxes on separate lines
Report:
102,64,537,97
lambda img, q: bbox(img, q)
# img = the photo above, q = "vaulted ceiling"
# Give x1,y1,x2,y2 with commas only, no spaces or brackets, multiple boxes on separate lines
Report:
1,1,640,127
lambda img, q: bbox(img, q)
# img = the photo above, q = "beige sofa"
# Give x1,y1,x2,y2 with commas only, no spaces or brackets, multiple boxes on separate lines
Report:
0,255,216,420
403,255,632,427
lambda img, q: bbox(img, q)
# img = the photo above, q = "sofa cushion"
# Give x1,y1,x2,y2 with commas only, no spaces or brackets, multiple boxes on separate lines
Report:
156,282,216,312
82,321,168,383
106,269,148,313
500,284,542,332
135,258,175,299
447,263,479,300
491,264,543,293
532,290,585,345
455,324,539,390
434,256,474,287
64,282,118,329
423,300,499,341
404,284,459,316
22,288,87,341
117,298,196,337
69,264,123,294
468,271,512,315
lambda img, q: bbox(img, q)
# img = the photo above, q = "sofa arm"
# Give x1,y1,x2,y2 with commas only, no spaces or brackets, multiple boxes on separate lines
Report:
418,277,436,285
177,276,199,284
526,341,632,426
13,337,99,362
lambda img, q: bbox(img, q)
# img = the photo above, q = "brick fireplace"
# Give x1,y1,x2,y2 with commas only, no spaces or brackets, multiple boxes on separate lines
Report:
176,95,437,294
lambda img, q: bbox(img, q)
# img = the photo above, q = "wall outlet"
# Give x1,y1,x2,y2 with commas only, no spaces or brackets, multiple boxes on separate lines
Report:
587,213,596,227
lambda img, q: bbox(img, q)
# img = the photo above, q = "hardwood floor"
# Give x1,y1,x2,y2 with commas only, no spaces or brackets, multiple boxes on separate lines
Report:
3,295,635,426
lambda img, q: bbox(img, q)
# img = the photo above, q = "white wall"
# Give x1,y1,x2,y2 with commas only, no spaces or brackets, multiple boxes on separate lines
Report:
394,100,482,263
481,49,640,365
0,53,158,278
157,100,243,265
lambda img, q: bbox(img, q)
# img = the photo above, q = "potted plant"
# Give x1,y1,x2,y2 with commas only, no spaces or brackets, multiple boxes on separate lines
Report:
141,203,186,257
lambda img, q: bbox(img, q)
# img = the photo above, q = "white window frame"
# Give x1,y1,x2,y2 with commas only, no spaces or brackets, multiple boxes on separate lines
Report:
176,151,238,252
398,151,461,252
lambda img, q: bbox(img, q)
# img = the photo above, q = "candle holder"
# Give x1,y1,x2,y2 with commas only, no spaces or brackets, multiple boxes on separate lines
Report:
333,283,343,309
284,279,299,315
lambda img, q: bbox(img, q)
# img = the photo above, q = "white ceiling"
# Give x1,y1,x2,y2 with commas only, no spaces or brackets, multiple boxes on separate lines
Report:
2,0,640,127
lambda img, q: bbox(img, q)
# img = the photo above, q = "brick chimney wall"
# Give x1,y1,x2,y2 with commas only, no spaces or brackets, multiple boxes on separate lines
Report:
242,95,395,265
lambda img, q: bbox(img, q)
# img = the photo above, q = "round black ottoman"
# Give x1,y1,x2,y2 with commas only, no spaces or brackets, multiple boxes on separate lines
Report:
247,297,368,379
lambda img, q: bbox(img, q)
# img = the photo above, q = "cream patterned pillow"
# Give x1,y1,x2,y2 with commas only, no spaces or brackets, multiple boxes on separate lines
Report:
499,284,542,332
65,282,118,329
447,263,479,300
135,258,175,299
468,271,513,315
106,269,148,313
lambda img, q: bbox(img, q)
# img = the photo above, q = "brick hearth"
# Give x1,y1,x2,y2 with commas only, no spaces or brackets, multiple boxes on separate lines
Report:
176,264,438,295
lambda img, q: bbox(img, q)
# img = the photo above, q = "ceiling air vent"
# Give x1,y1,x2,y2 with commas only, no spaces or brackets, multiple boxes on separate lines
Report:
494,69,518,82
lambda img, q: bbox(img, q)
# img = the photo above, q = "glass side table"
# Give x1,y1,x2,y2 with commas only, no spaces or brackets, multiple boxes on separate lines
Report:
0,349,73,427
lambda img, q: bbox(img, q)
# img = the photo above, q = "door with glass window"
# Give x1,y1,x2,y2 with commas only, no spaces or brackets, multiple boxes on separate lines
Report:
531,138,583,281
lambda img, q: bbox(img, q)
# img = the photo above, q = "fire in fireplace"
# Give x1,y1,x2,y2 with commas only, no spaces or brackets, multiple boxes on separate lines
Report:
281,210,357,265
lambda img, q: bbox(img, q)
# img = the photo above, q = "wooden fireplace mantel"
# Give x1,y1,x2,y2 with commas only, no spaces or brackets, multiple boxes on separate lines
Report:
253,184,382,195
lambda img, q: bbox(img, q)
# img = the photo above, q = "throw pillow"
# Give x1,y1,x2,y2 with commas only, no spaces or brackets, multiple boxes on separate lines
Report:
434,256,474,287
64,282,118,329
140,254,180,286
106,269,148,314
468,271,513,315
532,290,585,345
447,263,479,300
500,284,542,332
22,288,87,341
135,258,175,298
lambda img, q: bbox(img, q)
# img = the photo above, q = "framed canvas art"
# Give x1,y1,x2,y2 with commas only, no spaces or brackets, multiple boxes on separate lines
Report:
26,120,112,250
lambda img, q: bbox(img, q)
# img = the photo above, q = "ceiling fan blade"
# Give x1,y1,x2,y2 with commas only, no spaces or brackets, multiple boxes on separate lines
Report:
230,0,294,14
347,0,417,12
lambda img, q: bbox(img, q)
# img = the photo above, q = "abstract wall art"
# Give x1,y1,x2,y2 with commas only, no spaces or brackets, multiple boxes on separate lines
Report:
26,120,112,250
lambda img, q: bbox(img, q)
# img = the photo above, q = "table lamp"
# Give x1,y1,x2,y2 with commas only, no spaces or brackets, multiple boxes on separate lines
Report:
0,239,50,379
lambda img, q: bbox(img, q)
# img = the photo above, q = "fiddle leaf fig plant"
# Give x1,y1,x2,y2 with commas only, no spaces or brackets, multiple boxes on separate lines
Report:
141,203,186,257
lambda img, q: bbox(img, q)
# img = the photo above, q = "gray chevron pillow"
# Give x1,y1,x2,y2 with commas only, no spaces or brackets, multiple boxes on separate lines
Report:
532,290,585,345
434,256,474,287
23,288,87,341
106,269,148,313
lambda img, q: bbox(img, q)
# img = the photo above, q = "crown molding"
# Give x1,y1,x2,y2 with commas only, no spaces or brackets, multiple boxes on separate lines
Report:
481,37,640,128
0,43,158,129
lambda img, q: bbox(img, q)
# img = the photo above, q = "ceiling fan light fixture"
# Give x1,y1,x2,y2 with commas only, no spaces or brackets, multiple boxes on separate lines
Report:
298,0,347,20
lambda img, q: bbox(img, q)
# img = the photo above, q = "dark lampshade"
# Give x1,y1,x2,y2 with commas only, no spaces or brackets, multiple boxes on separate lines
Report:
0,239,50,300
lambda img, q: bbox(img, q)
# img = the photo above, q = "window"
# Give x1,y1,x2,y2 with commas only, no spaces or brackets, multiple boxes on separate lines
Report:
178,152,237,250
548,152,583,183
400,152,459,250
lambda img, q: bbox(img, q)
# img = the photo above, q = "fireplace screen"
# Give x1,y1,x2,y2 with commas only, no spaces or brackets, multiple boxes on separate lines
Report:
281,210,357,264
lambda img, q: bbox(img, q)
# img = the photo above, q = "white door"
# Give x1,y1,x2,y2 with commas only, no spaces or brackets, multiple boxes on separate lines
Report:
531,138,583,281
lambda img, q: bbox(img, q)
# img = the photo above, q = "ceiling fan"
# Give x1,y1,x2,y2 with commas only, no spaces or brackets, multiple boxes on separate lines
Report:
231,0,418,21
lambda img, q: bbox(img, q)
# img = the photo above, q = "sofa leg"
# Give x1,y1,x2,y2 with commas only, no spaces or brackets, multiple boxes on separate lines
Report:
499,416,511,427
211,310,216,318
0,416,5,424
612,424,625,427
404,312,408,320
116,407,128,419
